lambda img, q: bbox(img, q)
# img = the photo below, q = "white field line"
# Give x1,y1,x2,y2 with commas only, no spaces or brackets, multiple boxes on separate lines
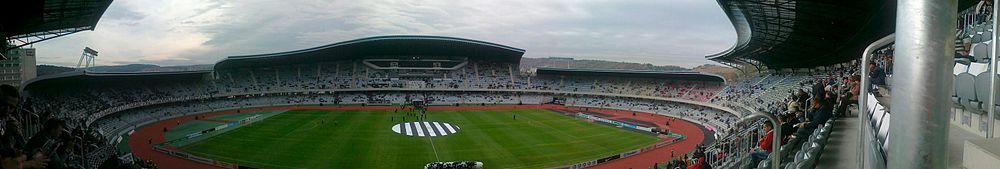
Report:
427,133,441,161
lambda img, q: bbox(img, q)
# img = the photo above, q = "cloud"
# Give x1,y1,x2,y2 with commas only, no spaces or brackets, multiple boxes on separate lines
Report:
31,0,735,68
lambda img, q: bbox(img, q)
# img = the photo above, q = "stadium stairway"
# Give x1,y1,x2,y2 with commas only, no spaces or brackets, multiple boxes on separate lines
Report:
813,114,860,169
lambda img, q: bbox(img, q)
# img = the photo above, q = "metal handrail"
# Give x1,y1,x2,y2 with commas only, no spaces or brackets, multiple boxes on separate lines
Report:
988,0,997,139
734,110,781,168
859,33,896,169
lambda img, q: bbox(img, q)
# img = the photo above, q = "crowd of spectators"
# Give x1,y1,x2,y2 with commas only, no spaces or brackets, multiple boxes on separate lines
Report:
682,62,862,168
214,61,728,101
567,95,737,132
0,84,141,169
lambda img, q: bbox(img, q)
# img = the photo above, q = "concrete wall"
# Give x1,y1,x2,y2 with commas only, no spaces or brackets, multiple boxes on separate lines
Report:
950,108,1000,137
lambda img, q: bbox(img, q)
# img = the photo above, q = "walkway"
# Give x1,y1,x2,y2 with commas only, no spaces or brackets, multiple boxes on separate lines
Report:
813,110,984,169
815,114,860,169
948,123,983,169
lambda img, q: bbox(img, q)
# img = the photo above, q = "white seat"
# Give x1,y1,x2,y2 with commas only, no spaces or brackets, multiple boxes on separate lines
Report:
968,62,989,75
954,63,969,76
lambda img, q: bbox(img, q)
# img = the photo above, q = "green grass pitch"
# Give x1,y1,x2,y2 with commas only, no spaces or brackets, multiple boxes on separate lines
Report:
179,109,660,168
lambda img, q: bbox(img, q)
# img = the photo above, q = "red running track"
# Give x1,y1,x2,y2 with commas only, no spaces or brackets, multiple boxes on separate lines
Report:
565,108,706,169
127,105,707,169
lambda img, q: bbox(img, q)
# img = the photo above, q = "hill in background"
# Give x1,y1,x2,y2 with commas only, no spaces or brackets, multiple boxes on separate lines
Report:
36,65,77,77
691,64,739,80
84,64,213,72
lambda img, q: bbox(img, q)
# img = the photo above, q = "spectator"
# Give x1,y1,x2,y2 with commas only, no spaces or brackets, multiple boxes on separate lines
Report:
0,84,19,134
2,121,25,150
976,0,993,23
811,80,825,101
799,99,832,131
748,122,778,168
24,119,65,167
779,114,799,141
848,76,860,103
787,95,800,112
954,38,975,62
868,63,886,95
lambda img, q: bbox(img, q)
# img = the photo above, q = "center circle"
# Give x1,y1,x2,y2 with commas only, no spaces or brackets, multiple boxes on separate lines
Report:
392,121,459,137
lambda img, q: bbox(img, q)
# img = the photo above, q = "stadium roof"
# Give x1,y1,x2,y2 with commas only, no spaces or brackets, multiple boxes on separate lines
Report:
707,0,897,69
2,0,113,54
21,70,211,91
215,35,526,69
535,67,726,83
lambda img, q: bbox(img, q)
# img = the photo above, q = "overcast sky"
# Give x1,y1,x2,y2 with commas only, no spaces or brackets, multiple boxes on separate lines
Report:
32,0,736,68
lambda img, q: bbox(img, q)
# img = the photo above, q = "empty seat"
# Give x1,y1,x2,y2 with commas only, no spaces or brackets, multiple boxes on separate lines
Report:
883,135,890,153
868,96,881,114
794,149,807,164
813,135,827,151
972,34,986,43
779,143,793,160
973,71,995,112
871,105,886,129
808,142,822,155
958,73,981,111
786,162,797,169
797,148,818,169
823,123,833,132
877,113,891,145
990,73,1000,120
972,43,991,62
821,131,833,143
955,63,970,106
756,158,769,169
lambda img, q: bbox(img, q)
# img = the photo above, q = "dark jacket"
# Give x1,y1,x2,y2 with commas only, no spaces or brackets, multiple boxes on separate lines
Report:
804,103,834,131
812,82,825,99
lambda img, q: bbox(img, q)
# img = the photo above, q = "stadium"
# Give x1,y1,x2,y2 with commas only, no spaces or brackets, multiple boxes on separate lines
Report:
1,0,999,169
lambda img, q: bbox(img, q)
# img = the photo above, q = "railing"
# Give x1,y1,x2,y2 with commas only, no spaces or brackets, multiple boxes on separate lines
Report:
704,120,766,168
859,33,894,169
84,143,119,169
702,109,780,169
152,146,237,169
566,103,728,137
550,134,685,169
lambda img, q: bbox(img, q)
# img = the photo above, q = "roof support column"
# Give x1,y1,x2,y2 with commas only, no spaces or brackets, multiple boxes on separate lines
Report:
887,0,956,168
